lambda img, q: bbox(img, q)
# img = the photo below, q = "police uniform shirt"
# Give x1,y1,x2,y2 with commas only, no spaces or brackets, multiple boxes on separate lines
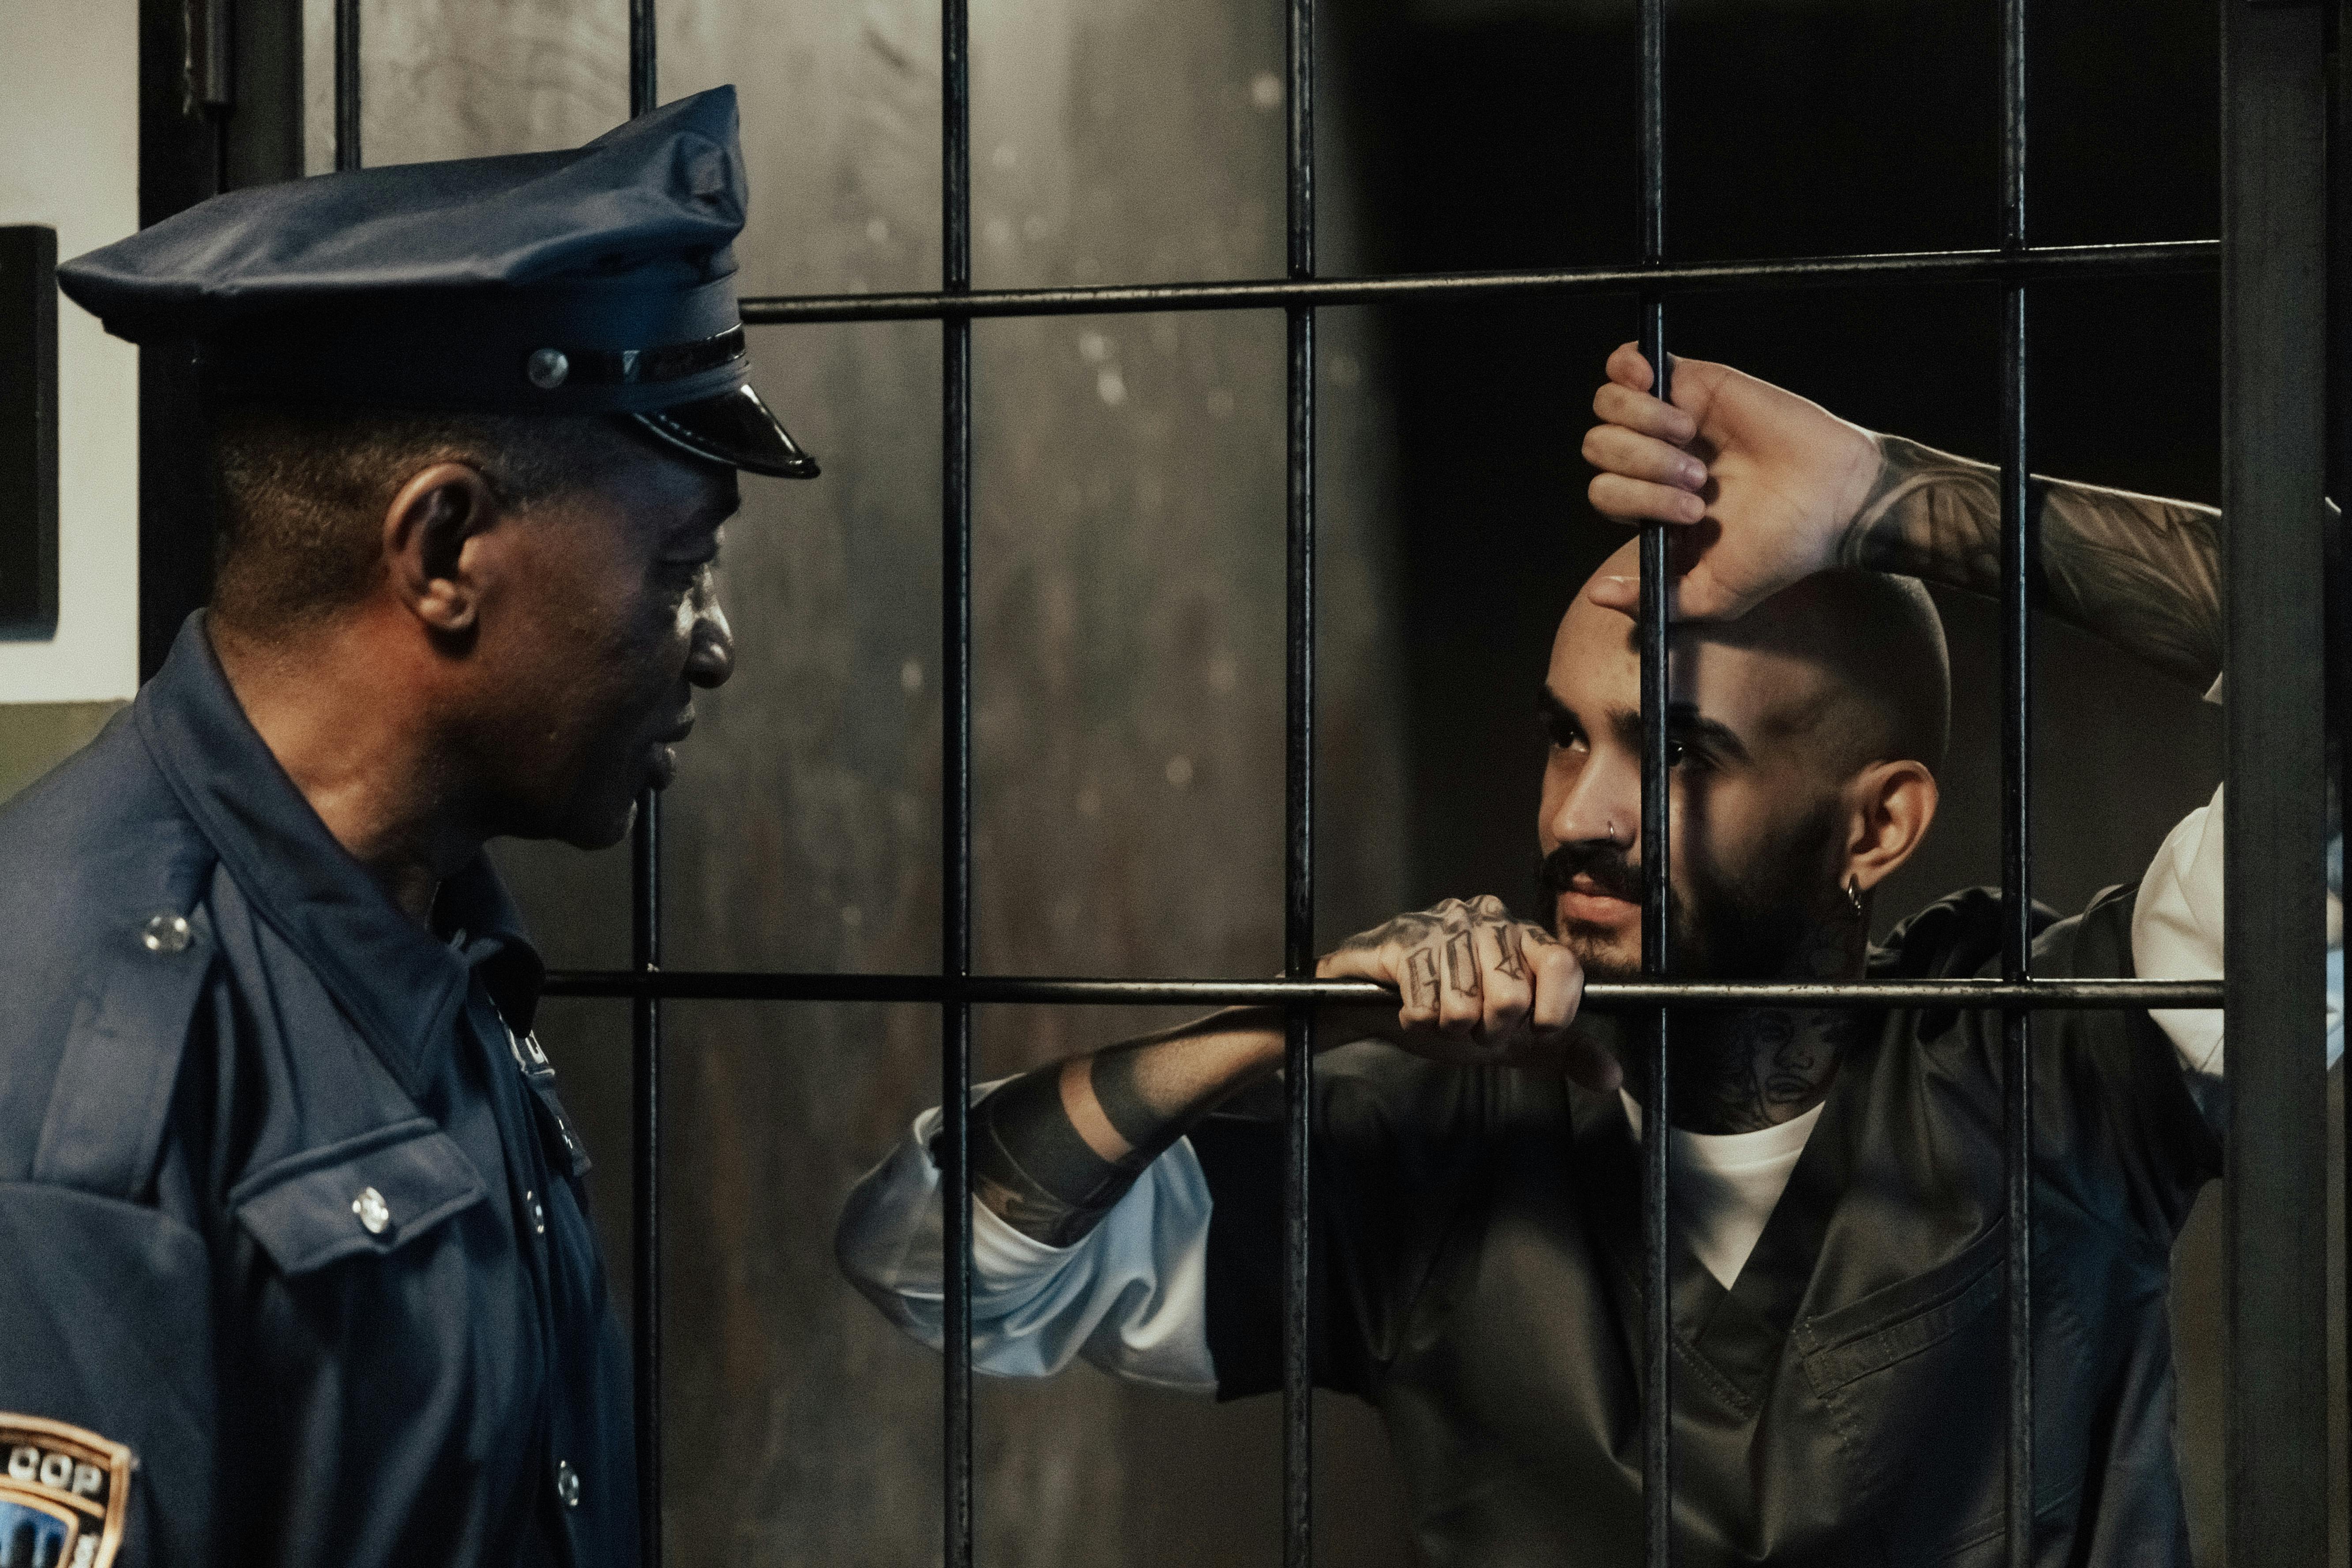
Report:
839,874,2253,1567
0,614,635,1568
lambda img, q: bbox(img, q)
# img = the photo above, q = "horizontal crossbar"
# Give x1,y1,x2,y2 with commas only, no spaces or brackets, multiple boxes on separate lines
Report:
539,971,2222,1009
739,239,2217,325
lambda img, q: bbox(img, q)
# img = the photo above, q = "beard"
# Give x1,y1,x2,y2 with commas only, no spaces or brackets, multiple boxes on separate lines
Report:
1534,796,1847,983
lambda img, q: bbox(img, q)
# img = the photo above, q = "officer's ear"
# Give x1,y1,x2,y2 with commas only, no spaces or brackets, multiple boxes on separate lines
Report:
383,462,502,639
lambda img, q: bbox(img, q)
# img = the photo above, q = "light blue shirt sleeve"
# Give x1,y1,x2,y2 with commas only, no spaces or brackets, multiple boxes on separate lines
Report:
833,1083,1219,1393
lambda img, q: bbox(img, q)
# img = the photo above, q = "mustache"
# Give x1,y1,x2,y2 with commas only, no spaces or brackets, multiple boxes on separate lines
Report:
1535,842,1644,904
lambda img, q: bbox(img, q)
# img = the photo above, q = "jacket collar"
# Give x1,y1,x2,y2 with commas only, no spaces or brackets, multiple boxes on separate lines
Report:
135,612,544,1098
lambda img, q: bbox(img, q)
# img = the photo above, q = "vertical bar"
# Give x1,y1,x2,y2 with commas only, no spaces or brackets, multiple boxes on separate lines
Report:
628,795,663,1568
0,227,60,640
1635,0,1671,1563
629,0,657,118
135,0,225,680
2331,0,2352,1530
331,0,359,171
1281,0,1317,1562
627,18,661,1568
2221,4,2329,1565
940,0,976,1560
1996,0,2033,1561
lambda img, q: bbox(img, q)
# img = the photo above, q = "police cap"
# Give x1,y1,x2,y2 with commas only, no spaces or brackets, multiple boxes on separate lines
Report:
55,85,815,478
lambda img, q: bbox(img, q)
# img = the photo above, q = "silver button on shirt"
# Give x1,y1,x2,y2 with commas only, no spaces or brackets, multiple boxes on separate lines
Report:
140,912,193,954
352,1186,391,1235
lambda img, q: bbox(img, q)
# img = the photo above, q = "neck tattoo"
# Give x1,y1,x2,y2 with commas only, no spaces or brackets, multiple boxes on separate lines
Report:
1637,906,1868,1136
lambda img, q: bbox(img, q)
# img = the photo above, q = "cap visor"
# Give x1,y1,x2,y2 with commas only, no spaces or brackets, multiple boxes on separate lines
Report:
630,384,819,478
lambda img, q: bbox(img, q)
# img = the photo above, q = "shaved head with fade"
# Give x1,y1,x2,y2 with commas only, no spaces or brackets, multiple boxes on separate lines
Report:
1692,565,1951,777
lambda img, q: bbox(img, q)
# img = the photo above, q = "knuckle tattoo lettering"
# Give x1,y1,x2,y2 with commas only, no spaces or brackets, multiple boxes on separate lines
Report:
1445,933,1481,996
1406,949,1440,1011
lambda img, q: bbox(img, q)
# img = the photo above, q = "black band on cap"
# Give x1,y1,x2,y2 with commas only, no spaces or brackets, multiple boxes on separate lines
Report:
196,275,751,414
526,326,747,390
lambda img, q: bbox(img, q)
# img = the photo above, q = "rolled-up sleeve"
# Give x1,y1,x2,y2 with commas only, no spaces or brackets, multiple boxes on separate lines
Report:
2133,781,2344,1085
834,1090,1218,1394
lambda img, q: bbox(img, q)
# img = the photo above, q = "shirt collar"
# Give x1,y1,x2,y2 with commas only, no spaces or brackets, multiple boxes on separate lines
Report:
135,612,545,1097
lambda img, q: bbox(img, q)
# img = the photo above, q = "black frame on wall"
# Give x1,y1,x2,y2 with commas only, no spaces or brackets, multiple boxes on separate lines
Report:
0,225,60,642
300,2,2325,1565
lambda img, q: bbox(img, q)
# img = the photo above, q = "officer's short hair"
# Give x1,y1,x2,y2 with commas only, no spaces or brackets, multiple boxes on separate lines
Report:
209,402,639,632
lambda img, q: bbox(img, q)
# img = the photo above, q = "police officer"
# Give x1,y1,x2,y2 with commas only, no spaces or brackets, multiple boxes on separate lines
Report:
0,86,811,1568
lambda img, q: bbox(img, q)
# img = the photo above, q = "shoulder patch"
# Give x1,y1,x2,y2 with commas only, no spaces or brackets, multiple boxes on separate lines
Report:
0,1413,133,1568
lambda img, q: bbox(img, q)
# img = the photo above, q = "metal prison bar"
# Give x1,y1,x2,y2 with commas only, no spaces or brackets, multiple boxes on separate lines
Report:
2221,4,2329,1564
1634,0,1675,1557
297,6,2316,1568
1281,0,1319,1560
1997,0,2032,1562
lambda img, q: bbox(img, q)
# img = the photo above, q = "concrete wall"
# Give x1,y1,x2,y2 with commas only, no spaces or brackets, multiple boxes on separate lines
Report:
0,0,141,707
0,0,141,793
349,0,1419,1561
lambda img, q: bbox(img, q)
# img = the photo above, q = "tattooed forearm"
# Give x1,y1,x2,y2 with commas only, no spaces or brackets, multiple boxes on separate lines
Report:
1087,1043,1219,1166
966,1068,1141,1247
957,1012,1286,1246
1836,433,2224,691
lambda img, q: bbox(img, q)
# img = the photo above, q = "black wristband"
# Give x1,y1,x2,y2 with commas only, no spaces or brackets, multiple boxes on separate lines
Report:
935,1072,1142,1247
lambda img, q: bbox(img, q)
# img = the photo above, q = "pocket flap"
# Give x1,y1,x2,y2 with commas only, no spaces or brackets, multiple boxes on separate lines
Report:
1795,1219,2007,1392
231,1120,488,1276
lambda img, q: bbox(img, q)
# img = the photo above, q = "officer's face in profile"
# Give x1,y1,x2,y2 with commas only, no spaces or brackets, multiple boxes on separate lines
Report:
469,437,739,849
1534,577,1864,984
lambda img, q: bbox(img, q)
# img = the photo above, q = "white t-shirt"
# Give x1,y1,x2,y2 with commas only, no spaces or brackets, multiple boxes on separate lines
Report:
1619,1091,1825,1289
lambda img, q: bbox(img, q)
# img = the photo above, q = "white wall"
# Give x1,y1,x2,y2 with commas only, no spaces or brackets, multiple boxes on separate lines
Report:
0,0,141,702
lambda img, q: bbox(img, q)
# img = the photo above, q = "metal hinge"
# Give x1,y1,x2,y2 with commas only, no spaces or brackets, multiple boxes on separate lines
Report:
185,0,233,110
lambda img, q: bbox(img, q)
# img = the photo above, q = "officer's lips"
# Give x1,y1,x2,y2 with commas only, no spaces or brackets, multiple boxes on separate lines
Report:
647,716,695,789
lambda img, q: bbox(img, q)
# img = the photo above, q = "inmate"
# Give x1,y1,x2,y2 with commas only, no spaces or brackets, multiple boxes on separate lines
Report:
837,347,2329,1566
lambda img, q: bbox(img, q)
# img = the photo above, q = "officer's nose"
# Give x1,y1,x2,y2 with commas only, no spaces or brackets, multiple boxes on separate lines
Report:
1547,742,1640,857
687,595,734,688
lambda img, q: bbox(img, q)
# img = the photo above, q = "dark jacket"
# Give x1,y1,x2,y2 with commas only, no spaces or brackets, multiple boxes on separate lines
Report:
0,615,635,1568
1195,887,2219,1567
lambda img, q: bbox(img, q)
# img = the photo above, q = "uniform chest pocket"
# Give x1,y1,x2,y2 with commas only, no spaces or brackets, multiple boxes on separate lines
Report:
1794,1219,2007,1394
1792,1221,2017,1563
231,1119,490,1277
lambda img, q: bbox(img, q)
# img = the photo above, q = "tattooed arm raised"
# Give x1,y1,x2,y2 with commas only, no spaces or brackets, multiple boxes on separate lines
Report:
1578,344,2222,692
